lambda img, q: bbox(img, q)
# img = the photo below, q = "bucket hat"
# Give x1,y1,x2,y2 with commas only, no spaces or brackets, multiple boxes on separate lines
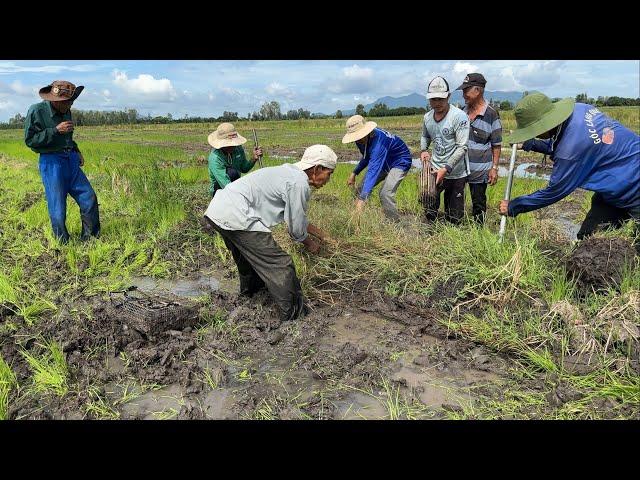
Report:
39,80,84,102
207,123,248,149
341,115,377,144
505,92,575,144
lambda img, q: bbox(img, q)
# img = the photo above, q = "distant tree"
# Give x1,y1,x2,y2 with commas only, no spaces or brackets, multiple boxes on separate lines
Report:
499,100,513,110
259,101,282,120
220,111,239,122
8,113,25,127
355,104,365,116
367,103,389,117
335,110,343,119
286,109,300,120
297,108,311,119
575,92,589,103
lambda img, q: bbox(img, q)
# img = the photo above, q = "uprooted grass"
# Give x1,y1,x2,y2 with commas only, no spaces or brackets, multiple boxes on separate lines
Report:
0,356,17,420
20,339,69,397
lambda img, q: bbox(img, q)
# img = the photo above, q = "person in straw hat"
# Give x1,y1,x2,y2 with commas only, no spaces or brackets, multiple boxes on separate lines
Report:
420,76,471,224
500,92,639,252
342,115,412,220
202,145,337,321
207,122,263,197
24,80,100,243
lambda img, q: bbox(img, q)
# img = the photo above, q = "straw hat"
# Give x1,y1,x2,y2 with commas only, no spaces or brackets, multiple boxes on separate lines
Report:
341,115,377,144
505,92,575,144
207,123,248,149
39,80,84,102
293,144,338,171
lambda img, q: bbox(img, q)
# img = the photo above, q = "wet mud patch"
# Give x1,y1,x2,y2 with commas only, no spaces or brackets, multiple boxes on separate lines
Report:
566,236,637,290
1,287,513,420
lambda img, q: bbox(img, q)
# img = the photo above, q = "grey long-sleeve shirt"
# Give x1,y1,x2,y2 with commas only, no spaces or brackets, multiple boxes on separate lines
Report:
204,163,311,242
420,105,470,179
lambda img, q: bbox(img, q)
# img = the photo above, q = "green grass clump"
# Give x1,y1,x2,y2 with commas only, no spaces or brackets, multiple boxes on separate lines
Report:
20,340,69,397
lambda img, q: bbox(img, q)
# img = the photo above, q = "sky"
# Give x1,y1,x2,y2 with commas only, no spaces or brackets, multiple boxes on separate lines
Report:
0,60,638,121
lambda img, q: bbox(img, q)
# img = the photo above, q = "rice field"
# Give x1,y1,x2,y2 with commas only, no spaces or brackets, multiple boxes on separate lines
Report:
0,108,638,420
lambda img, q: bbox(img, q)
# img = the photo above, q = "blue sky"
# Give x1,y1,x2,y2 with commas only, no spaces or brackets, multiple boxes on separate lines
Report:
0,60,638,121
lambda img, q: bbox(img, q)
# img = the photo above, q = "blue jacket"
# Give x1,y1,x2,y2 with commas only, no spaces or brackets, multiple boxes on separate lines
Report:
508,103,640,217
353,127,412,200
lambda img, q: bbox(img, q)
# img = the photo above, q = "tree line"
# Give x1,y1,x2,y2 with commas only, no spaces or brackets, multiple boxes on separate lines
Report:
1,94,638,129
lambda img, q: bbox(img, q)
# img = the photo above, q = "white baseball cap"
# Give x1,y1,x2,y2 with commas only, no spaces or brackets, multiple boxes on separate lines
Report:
427,76,451,99
293,144,338,171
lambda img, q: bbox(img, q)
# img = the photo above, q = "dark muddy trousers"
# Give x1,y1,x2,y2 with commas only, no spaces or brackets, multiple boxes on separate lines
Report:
39,151,100,243
468,182,488,224
577,193,640,253
424,177,468,224
204,217,305,321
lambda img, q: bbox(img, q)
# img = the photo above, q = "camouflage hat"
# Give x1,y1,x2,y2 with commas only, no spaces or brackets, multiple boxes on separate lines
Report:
39,80,84,102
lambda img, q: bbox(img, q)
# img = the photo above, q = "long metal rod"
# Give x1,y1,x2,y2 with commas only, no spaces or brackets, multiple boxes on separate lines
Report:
252,127,264,168
498,144,518,243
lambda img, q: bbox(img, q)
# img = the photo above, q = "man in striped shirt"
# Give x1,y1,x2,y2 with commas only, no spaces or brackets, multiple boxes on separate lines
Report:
457,73,502,224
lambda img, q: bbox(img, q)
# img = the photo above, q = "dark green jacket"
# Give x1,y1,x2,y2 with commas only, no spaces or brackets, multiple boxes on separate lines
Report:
208,146,255,195
24,101,79,154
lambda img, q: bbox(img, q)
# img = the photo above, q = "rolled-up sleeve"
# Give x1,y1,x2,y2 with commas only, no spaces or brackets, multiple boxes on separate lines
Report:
283,181,310,242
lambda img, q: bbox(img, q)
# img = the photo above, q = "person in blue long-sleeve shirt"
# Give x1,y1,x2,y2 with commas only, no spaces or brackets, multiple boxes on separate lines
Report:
341,115,412,220
501,93,639,251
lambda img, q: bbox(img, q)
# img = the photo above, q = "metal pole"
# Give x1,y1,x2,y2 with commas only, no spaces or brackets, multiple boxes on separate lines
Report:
498,143,518,243
252,127,264,169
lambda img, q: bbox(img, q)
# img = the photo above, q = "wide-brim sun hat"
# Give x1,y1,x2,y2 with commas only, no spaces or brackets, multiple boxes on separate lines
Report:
505,92,575,144
293,144,338,171
341,115,377,144
39,80,84,102
208,122,248,149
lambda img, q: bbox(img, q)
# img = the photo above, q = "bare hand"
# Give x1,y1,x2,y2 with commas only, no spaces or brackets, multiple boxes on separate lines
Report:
304,238,321,254
499,200,509,215
347,173,356,188
355,198,366,213
435,167,447,185
307,224,328,241
420,151,431,163
514,143,523,150
488,168,498,185
56,121,74,134
253,147,263,161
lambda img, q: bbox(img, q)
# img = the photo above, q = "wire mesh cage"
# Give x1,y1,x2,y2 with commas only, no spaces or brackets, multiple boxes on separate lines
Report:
418,160,438,206
108,288,198,335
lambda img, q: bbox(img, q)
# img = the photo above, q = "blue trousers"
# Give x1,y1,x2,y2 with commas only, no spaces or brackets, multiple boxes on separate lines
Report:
38,151,100,243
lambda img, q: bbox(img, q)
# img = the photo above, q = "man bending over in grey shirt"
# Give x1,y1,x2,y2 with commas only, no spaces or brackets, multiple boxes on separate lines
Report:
202,144,337,322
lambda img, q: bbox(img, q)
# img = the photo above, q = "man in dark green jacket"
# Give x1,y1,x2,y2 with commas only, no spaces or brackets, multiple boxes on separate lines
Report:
24,80,100,243
207,122,263,197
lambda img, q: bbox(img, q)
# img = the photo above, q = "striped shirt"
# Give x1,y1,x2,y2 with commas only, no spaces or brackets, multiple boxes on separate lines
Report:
462,102,502,183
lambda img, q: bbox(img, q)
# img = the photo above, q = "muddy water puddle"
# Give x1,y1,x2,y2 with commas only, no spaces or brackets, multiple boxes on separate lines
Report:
104,307,505,420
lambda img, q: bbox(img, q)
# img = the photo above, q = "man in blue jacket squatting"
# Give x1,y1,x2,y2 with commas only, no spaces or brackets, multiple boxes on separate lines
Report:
342,115,413,220
500,92,639,253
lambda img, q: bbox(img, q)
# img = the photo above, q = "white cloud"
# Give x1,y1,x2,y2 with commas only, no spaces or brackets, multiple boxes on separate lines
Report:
327,64,375,94
265,82,295,99
512,61,563,89
452,62,479,74
0,62,100,74
9,80,35,96
112,70,177,101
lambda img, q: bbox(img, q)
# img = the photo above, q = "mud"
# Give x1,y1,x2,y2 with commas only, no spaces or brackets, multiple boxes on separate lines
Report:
1,282,513,420
566,236,637,290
